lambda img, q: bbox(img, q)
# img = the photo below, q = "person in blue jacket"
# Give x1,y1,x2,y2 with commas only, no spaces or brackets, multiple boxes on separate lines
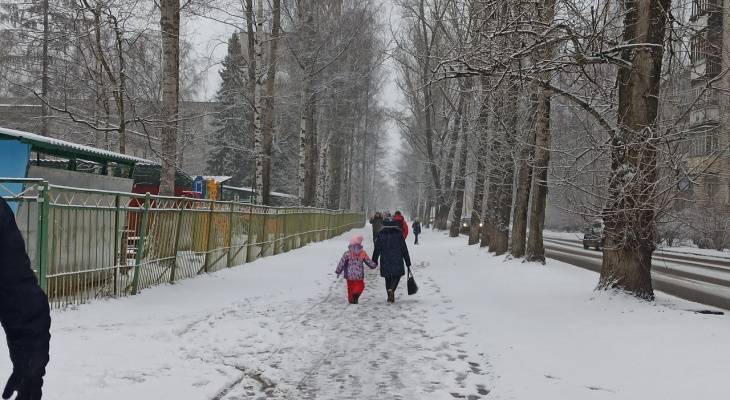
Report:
412,219,422,245
372,217,411,303
0,197,51,400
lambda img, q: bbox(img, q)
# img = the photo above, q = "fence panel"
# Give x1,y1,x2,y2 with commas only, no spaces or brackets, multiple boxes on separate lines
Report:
1,179,364,307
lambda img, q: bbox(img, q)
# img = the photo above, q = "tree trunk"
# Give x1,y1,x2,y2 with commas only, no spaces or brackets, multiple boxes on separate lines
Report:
424,198,433,228
41,0,49,136
359,77,371,211
449,99,470,238
317,133,329,207
488,86,517,256
159,0,180,196
525,0,557,263
444,91,466,197
598,0,670,300
306,100,318,205
481,90,502,250
327,129,343,210
260,0,281,205
511,83,538,258
525,85,551,262
470,76,490,245
342,128,354,210
298,73,315,205
417,0,444,228
245,0,256,135
253,0,265,204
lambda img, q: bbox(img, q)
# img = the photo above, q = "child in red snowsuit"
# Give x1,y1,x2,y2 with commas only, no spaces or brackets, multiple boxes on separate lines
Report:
335,235,377,304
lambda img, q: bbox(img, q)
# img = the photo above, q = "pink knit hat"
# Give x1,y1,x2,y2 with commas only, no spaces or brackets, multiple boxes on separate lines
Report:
349,235,364,246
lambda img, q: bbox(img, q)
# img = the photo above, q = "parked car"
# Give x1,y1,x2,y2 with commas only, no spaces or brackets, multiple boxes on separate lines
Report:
582,219,604,250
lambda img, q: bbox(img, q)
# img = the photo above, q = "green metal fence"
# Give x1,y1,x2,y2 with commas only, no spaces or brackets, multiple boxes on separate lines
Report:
1,178,364,308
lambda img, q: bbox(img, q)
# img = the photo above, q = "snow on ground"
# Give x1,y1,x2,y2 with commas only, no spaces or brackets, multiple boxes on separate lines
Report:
2,228,730,399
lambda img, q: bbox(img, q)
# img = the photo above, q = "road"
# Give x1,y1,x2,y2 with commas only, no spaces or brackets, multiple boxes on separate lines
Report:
543,234,730,311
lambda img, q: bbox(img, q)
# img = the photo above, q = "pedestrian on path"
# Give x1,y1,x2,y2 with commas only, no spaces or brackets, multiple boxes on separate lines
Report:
393,211,409,239
369,212,384,243
412,219,422,245
373,217,412,303
335,235,377,304
0,197,51,400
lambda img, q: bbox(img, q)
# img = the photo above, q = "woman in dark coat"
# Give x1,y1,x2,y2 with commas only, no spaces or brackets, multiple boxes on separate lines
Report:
372,218,411,303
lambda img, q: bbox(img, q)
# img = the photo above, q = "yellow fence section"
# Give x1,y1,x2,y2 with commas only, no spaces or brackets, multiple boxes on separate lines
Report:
1,179,365,308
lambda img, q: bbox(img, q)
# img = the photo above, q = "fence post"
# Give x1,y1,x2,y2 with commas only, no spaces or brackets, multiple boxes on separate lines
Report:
273,209,281,256
131,193,151,295
36,181,49,293
226,204,235,267
246,207,254,262
203,202,215,273
261,209,269,257
113,194,120,295
170,200,184,282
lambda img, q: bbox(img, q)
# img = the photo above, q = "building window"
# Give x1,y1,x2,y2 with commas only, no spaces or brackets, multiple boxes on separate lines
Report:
705,130,719,154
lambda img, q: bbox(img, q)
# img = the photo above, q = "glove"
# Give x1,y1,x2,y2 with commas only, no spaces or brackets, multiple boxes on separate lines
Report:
3,371,43,400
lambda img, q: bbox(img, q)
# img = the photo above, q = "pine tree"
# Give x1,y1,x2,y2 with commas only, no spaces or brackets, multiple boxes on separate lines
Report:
207,33,252,186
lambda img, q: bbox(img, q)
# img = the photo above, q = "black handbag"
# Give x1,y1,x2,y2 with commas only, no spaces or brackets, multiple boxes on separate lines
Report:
407,266,418,295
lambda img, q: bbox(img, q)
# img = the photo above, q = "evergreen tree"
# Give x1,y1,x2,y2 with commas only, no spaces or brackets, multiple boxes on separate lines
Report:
207,32,252,186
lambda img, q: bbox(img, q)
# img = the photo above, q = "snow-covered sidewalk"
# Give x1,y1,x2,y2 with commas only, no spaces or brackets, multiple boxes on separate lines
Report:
3,228,730,399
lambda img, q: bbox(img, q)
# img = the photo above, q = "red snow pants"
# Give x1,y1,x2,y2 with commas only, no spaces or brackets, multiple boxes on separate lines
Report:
347,279,365,303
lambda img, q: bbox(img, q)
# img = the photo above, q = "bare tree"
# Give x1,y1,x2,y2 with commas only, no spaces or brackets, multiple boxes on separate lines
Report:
598,0,672,299
159,0,181,195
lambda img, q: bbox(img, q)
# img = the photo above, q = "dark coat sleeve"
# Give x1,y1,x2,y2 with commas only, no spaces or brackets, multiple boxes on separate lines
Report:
401,236,411,267
372,235,381,264
0,197,51,378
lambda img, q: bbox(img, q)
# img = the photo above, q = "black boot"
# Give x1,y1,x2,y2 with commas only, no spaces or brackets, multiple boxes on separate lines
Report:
387,289,395,303
352,293,360,304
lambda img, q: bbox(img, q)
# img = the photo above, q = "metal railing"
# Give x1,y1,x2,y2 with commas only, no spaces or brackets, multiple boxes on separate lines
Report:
1,179,364,308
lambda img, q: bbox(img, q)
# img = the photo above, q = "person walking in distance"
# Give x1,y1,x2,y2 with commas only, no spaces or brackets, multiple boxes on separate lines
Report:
373,216,411,303
0,197,51,400
412,219,422,245
393,211,409,239
369,212,384,243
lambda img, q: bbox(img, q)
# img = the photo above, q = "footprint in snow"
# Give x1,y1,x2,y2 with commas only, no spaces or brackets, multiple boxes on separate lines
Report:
586,385,615,393
476,384,490,395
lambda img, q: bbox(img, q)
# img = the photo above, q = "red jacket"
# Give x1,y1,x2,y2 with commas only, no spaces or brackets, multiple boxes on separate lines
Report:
393,214,409,239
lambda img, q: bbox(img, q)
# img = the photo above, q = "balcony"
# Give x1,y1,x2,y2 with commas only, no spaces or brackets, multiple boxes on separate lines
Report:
691,0,722,21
